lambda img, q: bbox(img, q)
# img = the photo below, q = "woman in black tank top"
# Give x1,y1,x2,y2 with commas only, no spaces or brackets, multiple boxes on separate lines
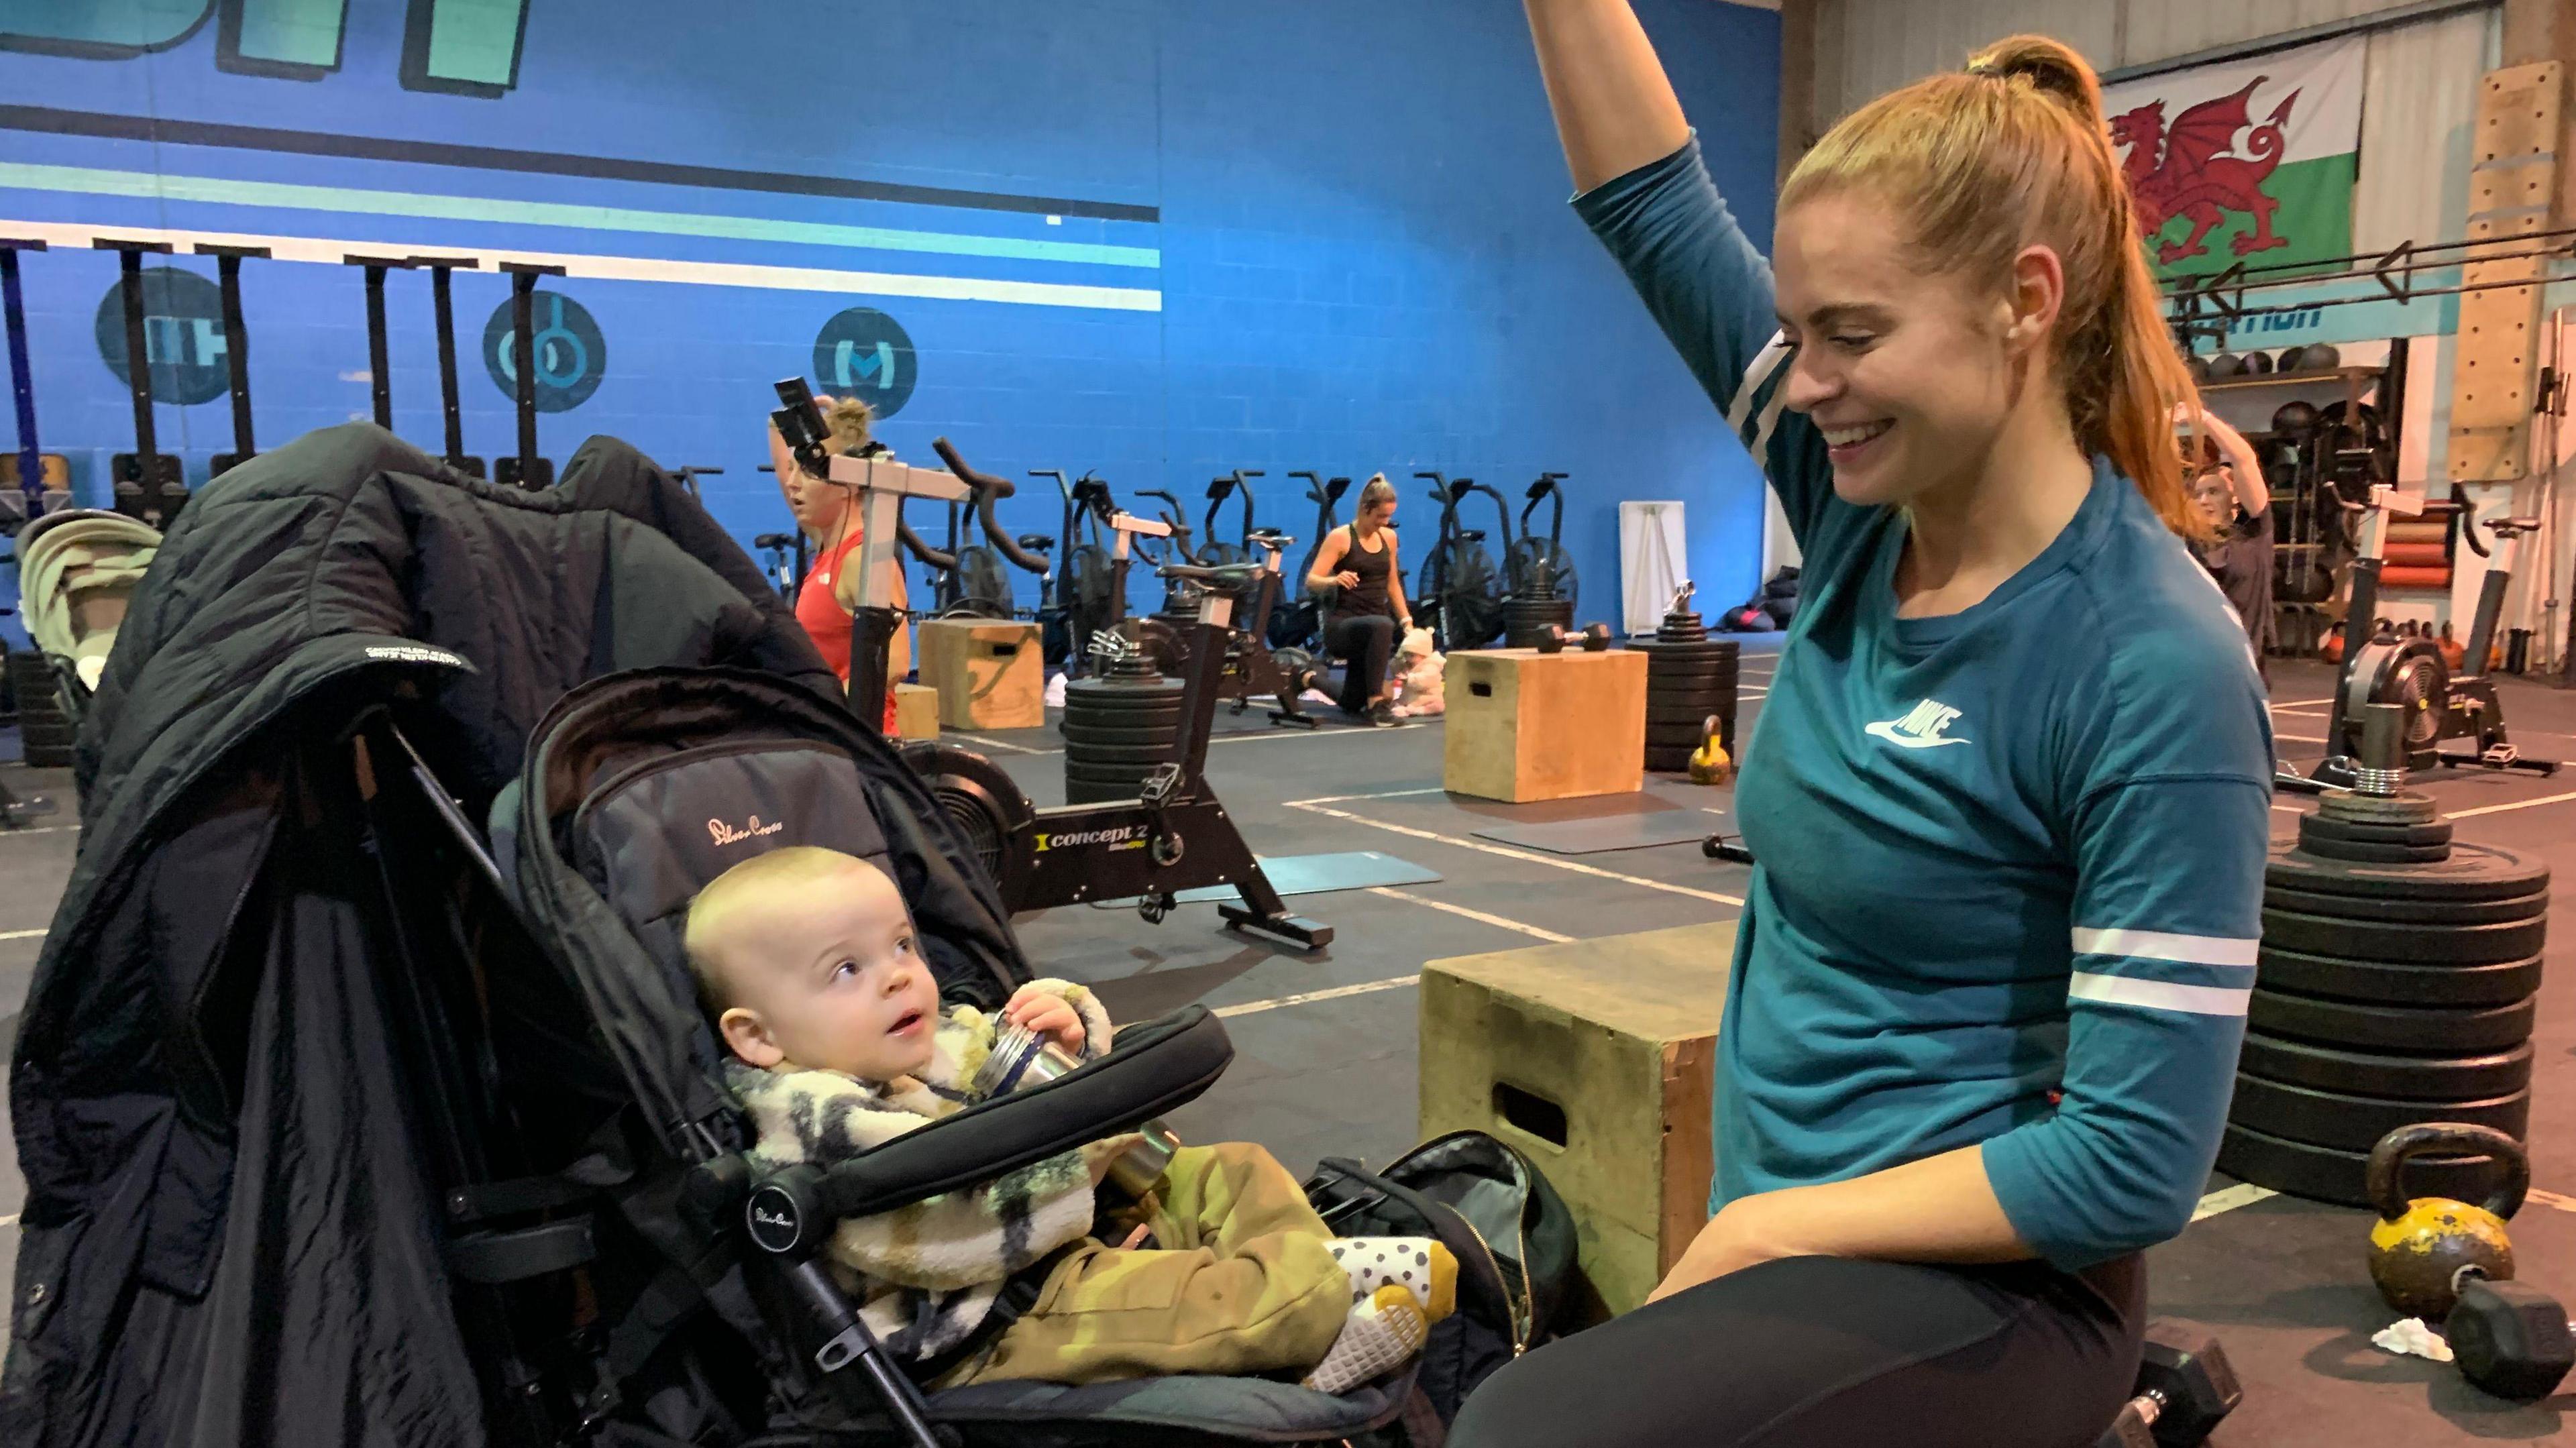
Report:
1306,474,1414,725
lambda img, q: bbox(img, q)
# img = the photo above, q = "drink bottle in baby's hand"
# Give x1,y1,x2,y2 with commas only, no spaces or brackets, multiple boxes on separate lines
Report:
972,1021,1179,1197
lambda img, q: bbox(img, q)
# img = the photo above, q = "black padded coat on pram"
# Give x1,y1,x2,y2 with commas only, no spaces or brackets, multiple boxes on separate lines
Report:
1,424,1413,1448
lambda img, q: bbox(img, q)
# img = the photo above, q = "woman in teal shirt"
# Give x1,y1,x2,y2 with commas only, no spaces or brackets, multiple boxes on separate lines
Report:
1452,8,2273,1446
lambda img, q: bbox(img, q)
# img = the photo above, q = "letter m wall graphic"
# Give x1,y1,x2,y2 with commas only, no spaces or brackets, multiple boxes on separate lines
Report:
2,0,531,95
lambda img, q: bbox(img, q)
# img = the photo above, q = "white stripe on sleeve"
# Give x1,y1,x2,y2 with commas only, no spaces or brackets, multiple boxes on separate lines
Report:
2070,926,2259,968
1726,331,1792,433
1749,378,1790,463
2068,972,2251,1017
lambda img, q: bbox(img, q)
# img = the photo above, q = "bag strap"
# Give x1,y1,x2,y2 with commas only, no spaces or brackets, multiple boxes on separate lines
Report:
576,1262,708,1433
1304,1157,1513,1327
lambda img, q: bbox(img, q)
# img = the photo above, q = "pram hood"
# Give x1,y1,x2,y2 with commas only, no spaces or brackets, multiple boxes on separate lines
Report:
1,423,837,1448
13,508,160,691
503,666,1029,1154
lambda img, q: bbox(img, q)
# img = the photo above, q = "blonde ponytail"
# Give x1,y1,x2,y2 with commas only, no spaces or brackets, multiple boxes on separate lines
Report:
1786,34,2208,540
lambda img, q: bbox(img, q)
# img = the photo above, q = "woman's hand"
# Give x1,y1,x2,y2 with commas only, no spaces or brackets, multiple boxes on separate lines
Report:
1647,1192,1805,1304
1004,985,1086,1055
1334,569,1362,590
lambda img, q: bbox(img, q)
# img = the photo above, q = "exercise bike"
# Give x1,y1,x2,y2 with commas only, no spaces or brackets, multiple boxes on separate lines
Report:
752,530,810,601
1413,471,1505,651
773,385,1331,952
2300,481,2559,787
1032,468,1118,673
2328,482,2565,778
1200,470,1261,567
1197,527,1324,728
1270,471,1350,651
1510,471,1580,610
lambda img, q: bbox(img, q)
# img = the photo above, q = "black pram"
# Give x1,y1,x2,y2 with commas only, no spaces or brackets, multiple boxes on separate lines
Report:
1,425,1413,1448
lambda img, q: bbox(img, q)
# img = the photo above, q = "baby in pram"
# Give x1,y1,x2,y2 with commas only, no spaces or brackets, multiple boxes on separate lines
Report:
684,846,1456,1392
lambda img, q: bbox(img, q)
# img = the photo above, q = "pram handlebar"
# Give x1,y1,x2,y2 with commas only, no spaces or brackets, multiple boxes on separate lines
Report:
785,1005,1234,1222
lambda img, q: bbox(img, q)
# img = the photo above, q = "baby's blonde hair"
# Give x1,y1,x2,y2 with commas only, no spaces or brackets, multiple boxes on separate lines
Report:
683,846,875,1011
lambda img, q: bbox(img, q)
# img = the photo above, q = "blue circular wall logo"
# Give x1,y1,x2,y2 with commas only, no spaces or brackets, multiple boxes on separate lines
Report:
482,290,606,412
93,267,232,406
811,307,917,419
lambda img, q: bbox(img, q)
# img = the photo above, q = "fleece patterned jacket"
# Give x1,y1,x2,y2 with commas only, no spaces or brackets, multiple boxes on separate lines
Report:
727,980,1120,1363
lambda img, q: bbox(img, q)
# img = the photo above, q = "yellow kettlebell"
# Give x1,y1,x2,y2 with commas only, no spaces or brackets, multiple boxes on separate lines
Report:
1688,716,1733,785
2364,1122,2528,1320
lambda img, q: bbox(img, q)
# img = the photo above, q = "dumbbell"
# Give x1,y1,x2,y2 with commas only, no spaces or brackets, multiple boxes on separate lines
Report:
1534,622,1616,655
2447,1274,2575,1402
2096,1323,2241,1448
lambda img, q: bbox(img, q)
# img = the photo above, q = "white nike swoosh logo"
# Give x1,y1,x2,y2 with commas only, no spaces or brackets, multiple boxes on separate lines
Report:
1864,721,1972,748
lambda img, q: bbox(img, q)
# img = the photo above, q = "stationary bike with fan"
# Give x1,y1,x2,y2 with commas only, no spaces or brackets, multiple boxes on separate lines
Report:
2301,481,2559,788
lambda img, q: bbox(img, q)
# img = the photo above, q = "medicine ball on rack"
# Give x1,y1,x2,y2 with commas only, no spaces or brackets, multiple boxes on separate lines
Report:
2270,400,2322,438
2207,352,2245,378
2240,349,2275,376
2185,352,2212,382
2294,342,2339,372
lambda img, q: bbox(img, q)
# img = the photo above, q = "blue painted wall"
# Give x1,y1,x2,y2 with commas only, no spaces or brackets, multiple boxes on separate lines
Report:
0,0,1779,626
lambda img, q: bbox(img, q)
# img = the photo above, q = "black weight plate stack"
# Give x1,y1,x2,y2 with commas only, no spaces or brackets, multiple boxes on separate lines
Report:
1503,594,1575,650
1061,671,1185,804
1633,602,1738,772
8,651,71,768
2222,832,2549,1206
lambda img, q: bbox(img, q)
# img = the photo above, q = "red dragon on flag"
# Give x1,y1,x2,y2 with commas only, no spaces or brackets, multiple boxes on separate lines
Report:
2110,78,2302,265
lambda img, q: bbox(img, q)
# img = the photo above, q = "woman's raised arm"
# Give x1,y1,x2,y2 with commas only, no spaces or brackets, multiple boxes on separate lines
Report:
1523,0,1692,194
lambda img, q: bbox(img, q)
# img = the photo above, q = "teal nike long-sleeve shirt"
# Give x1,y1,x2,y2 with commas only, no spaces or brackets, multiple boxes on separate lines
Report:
1577,138,2272,1270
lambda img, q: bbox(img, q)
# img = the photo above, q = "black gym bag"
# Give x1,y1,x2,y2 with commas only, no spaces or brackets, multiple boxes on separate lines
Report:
1304,1131,1584,1437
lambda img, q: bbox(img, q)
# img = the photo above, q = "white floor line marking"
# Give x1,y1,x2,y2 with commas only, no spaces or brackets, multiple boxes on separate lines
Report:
2270,698,2337,710
2528,1188,2576,1214
1285,787,1448,807
1364,887,1572,942
0,824,79,837
947,732,1051,756
1741,687,1768,698
1209,726,1398,747
2273,733,2328,744
1286,801,1745,906
0,1213,16,1229
1214,975,1418,1019
0,928,43,941
2268,803,2308,814
2447,789,2576,820
2192,1182,2278,1221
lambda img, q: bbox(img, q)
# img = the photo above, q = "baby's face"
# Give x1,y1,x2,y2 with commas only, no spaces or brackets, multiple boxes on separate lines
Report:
714,860,939,1080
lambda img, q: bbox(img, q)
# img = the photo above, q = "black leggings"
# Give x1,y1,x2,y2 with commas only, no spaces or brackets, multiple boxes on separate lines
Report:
1450,1254,2145,1448
1324,613,1396,714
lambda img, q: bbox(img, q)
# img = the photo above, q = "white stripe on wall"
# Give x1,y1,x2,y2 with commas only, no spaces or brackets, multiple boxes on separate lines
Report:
2069,972,2252,1017
0,221,1163,313
2071,926,2259,968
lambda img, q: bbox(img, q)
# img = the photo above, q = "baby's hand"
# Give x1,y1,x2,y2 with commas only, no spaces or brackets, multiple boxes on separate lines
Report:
1004,985,1087,1055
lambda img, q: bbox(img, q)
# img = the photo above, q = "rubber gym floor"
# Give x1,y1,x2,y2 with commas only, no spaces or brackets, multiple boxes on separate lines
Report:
0,645,2570,1443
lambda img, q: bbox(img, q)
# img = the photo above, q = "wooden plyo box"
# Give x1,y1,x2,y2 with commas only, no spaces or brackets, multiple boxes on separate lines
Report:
1420,921,1733,1317
916,618,1042,730
1442,647,1646,802
892,682,940,740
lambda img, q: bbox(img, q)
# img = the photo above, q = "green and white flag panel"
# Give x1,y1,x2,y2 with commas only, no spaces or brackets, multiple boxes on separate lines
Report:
2103,34,2365,283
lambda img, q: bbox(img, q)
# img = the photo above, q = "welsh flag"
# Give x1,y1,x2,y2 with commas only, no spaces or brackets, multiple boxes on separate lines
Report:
2102,34,2366,282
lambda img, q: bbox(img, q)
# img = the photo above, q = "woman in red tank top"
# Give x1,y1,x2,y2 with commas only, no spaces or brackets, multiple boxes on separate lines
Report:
767,394,908,730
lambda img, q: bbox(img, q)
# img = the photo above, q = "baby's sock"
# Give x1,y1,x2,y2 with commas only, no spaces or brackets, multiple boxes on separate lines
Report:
1304,1284,1430,1395
1328,1237,1457,1321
